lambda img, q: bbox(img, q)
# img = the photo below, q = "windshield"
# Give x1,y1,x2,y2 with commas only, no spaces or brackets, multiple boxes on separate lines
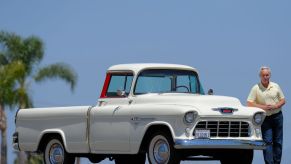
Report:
134,69,204,95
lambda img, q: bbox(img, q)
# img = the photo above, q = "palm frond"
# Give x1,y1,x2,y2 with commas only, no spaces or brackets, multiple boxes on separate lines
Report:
7,61,26,82
0,53,8,65
0,31,24,61
0,31,44,74
14,86,33,109
0,61,25,107
23,36,44,66
35,63,77,91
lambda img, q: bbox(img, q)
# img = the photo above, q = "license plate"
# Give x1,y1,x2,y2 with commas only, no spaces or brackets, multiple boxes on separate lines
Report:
195,129,210,139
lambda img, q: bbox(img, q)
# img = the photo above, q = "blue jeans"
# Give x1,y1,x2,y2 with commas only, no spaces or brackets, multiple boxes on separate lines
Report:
261,111,283,164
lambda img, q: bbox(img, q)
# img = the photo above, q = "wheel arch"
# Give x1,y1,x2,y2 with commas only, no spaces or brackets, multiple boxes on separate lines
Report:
138,122,175,153
37,129,67,152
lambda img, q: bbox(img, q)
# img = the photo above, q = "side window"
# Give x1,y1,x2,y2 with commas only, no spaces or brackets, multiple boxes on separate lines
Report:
106,74,133,97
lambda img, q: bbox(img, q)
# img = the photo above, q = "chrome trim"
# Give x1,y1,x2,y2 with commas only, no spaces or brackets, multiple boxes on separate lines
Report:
212,107,238,113
49,143,64,163
174,139,266,150
153,139,170,163
131,117,155,122
194,121,250,137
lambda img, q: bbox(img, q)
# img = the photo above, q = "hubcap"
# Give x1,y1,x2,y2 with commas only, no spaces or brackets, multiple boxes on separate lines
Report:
49,143,64,164
153,139,170,163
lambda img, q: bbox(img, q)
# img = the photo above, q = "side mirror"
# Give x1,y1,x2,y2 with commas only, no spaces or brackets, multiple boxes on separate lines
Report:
208,89,214,95
117,90,127,97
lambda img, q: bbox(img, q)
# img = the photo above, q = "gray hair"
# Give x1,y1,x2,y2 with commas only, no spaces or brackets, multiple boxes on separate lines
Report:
259,66,271,75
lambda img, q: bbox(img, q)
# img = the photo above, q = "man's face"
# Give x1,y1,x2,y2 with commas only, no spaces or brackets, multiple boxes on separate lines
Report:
260,69,271,84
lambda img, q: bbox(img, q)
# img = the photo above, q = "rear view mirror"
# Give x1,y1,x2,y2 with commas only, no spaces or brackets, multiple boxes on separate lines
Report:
117,90,126,97
208,89,214,95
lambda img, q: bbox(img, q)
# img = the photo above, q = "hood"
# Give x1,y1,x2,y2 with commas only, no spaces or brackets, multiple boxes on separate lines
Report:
133,93,260,116
134,93,241,107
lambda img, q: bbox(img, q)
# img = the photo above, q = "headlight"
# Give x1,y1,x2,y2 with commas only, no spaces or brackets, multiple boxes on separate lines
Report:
184,111,197,124
253,112,265,125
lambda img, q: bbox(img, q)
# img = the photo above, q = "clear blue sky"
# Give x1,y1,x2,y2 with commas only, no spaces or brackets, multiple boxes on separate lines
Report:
1,1,291,164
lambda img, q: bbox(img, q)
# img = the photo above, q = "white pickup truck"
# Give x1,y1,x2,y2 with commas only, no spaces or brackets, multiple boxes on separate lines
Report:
13,63,266,164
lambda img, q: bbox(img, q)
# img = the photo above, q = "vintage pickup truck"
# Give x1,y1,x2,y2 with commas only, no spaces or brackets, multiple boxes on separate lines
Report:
13,63,266,164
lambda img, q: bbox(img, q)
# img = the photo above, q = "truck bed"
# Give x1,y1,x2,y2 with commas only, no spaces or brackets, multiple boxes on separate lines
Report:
16,106,91,153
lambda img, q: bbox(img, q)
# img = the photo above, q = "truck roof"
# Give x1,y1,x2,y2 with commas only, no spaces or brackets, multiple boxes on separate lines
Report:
107,63,198,74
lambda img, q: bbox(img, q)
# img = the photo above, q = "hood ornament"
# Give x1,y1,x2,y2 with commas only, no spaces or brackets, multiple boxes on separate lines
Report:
212,107,238,114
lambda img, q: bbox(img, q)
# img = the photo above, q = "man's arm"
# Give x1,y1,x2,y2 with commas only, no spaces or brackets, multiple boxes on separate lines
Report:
274,98,285,109
247,101,272,111
247,98,286,111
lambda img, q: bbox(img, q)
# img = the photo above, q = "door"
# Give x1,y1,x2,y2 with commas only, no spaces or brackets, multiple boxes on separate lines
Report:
89,72,133,153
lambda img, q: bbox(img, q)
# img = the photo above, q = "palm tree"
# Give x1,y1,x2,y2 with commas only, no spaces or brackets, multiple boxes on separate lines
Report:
0,31,77,164
0,61,25,164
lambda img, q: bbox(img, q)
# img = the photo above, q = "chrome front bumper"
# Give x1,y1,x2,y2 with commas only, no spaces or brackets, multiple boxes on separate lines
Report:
174,139,266,150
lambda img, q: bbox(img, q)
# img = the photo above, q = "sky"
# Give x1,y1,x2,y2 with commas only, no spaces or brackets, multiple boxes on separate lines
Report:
1,0,291,163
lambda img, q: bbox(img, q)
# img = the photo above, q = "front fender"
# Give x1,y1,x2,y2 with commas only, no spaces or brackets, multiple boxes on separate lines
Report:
128,104,198,154
144,121,176,140
130,120,179,154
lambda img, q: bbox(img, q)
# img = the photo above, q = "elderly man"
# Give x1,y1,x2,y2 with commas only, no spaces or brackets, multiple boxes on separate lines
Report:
247,66,286,164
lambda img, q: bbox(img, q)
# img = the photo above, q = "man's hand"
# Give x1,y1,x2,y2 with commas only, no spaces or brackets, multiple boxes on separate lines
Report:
265,105,275,111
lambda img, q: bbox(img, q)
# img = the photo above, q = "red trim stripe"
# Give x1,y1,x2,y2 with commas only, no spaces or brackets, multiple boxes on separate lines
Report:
100,73,111,98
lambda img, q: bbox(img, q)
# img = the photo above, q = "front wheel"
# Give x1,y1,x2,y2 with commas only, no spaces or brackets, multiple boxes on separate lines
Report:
147,132,180,164
44,138,75,164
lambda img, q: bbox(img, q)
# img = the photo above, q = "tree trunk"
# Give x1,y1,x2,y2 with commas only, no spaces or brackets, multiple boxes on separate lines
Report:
0,104,7,164
18,151,26,164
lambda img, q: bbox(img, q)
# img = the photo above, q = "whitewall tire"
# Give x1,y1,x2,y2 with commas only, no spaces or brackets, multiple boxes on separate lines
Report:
44,138,75,164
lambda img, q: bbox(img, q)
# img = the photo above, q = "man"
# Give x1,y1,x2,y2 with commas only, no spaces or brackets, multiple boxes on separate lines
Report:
247,66,286,164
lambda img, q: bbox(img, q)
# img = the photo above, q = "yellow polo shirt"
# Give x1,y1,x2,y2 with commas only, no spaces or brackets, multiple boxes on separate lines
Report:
247,82,285,116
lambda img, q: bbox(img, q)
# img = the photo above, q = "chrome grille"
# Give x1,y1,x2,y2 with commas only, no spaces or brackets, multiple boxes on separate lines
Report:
194,121,250,137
